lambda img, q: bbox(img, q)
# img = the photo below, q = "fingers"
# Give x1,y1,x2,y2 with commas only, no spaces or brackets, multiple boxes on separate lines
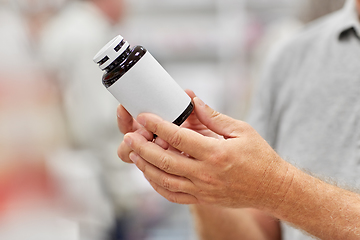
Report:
124,132,201,177
127,134,199,205
147,179,198,205
129,151,197,195
117,104,142,134
193,97,249,138
182,90,202,128
118,127,153,163
117,104,155,163
154,137,169,150
184,89,196,99
136,114,218,160
118,141,133,163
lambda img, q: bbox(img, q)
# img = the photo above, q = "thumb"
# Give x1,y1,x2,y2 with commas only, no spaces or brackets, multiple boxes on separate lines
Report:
193,97,247,138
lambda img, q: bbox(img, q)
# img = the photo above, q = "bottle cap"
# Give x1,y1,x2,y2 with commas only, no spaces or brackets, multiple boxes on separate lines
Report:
93,35,130,70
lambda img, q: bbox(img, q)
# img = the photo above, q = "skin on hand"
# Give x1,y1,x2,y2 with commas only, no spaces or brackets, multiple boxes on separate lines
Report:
123,97,294,210
117,89,219,162
117,92,360,240
116,104,153,163
117,90,282,240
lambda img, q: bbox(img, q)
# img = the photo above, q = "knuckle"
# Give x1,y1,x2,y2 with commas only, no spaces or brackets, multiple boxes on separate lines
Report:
241,121,252,131
167,193,179,204
168,128,183,148
161,175,171,190
199,173,214,185
158,154,172,172
162,176,181,192
237,121,253,135
210,110,222,120
151,121,159,135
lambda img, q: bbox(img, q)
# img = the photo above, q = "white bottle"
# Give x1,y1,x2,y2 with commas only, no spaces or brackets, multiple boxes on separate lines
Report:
93,35,193,125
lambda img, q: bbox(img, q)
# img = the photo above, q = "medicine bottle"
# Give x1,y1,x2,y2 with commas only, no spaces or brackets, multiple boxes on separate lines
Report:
93,35,193,126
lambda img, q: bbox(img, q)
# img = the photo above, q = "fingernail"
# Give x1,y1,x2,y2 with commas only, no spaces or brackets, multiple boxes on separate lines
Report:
124,134,132,146
195,97,205,107
117,105,122,119
129,152,138,164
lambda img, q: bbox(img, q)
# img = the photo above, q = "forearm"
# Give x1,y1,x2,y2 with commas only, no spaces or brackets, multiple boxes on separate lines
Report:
267,164,360,240
190,205,281,240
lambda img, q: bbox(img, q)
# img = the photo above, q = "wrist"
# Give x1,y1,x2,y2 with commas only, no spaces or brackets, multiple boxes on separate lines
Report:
253,155,297,214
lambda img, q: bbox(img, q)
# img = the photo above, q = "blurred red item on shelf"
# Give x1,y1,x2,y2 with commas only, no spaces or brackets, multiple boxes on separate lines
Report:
0,159,57,217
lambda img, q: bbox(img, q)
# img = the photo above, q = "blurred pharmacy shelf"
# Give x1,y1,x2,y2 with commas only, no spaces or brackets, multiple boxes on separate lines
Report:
121,0,246,119
120,0,299,120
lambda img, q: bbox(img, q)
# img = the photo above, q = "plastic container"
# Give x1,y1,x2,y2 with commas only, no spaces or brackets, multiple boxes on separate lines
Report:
93,35,193,126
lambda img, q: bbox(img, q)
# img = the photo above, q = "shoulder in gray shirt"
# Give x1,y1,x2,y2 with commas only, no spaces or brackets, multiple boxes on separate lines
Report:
247,0,360,239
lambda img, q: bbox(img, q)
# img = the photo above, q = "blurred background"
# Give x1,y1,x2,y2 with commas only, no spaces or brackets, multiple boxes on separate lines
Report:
0,0,345,239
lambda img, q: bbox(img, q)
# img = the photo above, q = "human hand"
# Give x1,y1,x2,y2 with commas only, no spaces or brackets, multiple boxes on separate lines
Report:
116,103,153,163
117,89,219,163
123,98,293,210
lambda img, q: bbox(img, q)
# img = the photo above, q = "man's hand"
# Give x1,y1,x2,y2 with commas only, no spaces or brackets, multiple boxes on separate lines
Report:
117,103,153,163
117,89,220,163
122,97,360,240
123,97,293,210
117,90,282,240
